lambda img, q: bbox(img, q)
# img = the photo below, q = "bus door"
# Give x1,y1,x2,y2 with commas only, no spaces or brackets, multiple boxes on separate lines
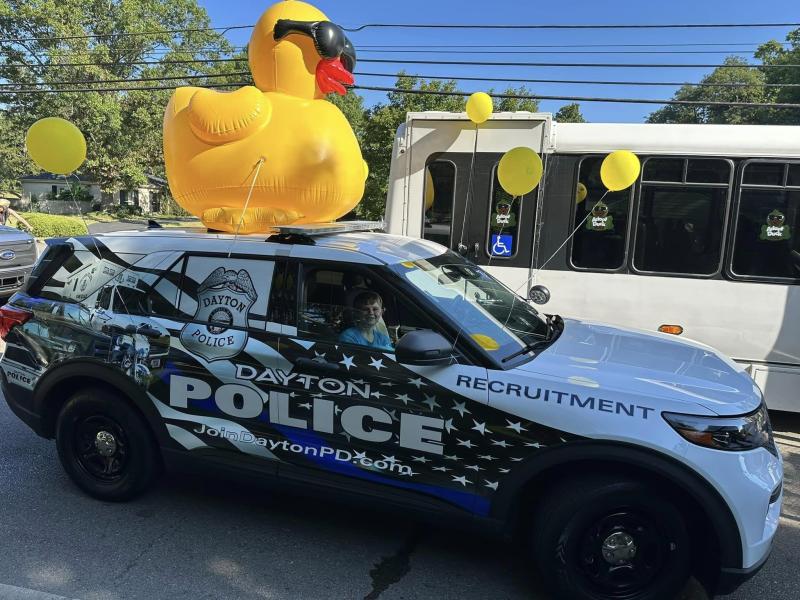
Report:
405,117,551,291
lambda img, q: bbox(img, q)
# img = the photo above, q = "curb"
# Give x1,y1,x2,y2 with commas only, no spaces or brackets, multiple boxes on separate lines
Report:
0,584,79,600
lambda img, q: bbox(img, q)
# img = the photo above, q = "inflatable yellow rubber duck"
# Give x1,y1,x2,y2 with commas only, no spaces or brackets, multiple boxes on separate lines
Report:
163,0,368,233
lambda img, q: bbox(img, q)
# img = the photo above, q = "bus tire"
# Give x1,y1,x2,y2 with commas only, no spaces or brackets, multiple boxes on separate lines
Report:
55,388,161,502
530,474,691,600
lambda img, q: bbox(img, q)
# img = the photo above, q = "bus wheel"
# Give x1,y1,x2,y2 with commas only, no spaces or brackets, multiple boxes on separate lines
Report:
530,474,691,600
55,388,161,501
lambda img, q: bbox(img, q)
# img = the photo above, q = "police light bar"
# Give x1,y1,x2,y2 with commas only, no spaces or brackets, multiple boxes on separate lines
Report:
271,221,384,236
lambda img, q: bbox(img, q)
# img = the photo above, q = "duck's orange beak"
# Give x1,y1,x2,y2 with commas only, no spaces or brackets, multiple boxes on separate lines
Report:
316,57,354,96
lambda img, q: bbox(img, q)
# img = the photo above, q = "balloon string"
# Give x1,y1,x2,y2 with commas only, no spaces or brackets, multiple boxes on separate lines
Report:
457,123,480,253
227,157,266,259
500,190,611,334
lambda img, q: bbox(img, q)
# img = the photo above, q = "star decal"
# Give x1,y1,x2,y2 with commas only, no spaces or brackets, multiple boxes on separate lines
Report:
334,405,342,415
432,465,451,472
369,357,386,371
525,442,545,449
380,381,395,387
451,400,471,417
444,454,460,461
387,409,399,422
451,475,472,487
352,379,366,385
499,468,510,474
408,377,426,389
289,392,297,398
353,451,367,461
510,456,524,462
484,480,499,491
465,464,484,472
395,393,412,405
490,439,512,448
505,420,528,434
456,438,475,449
443,418,458,434
471,420,488,436
371,391,385,399
313,350,327,362
422,395,441,411
298,402,312,410
411,456,430,463
339,354,356,370
477,454,497,461
381,454,398,464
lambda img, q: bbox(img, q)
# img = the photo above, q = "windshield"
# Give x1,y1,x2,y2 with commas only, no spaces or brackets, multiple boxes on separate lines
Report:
388,252,549,361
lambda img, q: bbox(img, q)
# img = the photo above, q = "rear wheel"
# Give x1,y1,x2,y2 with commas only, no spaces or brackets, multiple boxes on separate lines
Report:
56,388,161,501
530,475,691,600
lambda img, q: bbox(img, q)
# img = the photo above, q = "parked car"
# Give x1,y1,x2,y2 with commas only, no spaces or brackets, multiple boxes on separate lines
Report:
0,224,782,600
0,224,38,301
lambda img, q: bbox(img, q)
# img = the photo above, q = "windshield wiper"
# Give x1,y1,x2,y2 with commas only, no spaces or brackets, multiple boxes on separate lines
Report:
500,314,562,364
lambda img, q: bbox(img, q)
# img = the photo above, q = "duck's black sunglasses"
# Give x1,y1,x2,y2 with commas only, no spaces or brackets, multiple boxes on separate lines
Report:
274,19,356,71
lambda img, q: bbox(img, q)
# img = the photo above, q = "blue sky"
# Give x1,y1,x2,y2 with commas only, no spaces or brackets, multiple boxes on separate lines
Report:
197,0,798,122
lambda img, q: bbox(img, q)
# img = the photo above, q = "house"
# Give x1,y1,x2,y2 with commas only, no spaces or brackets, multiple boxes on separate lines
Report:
16,173,167,215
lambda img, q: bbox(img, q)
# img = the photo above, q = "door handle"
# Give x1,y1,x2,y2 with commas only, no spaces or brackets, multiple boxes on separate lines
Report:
295,356,342,374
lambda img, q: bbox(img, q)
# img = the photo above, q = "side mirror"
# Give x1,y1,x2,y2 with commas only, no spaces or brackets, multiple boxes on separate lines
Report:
395,330,456,366
528,284,551,305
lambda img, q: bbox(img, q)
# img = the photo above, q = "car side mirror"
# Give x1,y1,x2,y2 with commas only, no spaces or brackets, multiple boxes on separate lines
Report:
395,330,456,366
528,284,551,305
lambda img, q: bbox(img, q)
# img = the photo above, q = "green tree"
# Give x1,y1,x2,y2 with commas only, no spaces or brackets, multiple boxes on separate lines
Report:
753,30,800,124
647,56,767,124
555,103,586,123
0,0,237,192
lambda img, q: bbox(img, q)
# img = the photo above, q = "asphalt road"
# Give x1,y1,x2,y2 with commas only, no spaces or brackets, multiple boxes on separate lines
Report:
0,389,797,600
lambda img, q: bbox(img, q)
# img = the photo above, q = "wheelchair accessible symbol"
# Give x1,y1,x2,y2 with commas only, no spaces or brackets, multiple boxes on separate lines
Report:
491,234,513,256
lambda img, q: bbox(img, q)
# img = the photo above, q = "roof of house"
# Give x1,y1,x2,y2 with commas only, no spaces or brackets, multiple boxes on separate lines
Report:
20,172,95,184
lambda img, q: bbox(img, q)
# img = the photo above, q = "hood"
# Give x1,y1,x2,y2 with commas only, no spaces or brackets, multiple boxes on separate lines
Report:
0,225,34,244
520,318,762,416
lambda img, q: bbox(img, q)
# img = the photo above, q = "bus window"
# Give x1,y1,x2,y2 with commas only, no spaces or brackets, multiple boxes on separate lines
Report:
743,162,785,187
571,156,632,270
486,164,524,259
634,158,731,276
422,160,456,247
732,161,800,280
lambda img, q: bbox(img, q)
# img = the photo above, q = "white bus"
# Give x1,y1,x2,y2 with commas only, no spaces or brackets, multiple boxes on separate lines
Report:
385,112,800,412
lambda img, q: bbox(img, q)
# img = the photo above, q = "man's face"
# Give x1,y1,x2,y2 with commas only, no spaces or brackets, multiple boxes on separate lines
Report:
356,301,383,328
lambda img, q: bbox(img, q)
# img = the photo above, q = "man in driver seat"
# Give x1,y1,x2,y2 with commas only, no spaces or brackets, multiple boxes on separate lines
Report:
339,291,394,351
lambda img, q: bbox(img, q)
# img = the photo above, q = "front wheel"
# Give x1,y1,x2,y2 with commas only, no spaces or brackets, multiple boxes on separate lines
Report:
531,474,691,600
56,388,161,501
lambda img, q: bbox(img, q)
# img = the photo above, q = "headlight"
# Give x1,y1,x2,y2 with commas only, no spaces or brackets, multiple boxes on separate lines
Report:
663,403,777,456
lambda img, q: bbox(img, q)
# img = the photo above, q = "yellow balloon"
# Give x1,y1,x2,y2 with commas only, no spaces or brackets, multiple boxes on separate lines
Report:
497,147,543,197
576,182,588,204
424,168,435,211
466,92,493,125
600,150,641,192
25,117,87,175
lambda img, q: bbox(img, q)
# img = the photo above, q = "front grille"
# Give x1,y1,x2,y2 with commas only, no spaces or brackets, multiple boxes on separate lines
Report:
0,274,26,291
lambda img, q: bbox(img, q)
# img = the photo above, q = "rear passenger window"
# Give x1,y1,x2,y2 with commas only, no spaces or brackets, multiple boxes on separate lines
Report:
570,156,633,270
634,158,731,276
423,160,456,247
732,161,800,280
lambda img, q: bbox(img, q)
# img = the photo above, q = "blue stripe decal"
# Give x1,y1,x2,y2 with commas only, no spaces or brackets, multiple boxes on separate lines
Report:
274,425,489,516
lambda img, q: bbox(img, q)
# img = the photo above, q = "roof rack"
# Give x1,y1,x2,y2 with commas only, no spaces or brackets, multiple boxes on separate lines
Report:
271,221,384,236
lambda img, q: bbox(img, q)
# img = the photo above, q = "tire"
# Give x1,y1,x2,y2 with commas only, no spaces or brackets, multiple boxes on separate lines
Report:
530,474,691,600
55,387,161,502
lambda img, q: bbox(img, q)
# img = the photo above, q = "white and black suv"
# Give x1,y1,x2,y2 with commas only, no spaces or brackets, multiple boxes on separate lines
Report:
0,225,782,600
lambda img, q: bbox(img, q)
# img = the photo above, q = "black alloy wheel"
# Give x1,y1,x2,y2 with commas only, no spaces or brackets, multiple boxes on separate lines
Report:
531,474,691,600
56,387,161,501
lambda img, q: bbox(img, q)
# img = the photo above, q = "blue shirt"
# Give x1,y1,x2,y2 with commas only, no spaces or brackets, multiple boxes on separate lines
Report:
338,327,394,351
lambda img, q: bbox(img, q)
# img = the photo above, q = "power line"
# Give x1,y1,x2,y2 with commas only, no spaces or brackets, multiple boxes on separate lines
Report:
0,72,250,87
0,57,246,68
358,42,793,49
355,71,800,88
4,80,797,110
360,58,800,68
344,22,800,32
353,84,800,109
0,25,253,44
360,49,763,55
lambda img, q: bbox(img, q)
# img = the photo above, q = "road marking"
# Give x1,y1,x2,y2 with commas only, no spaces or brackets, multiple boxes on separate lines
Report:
0,583,79,600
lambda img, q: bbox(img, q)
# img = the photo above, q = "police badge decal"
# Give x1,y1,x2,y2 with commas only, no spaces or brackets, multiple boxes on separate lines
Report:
180,267,257,361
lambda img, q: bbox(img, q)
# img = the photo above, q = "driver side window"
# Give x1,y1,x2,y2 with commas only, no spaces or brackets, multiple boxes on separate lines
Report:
298,266,447,352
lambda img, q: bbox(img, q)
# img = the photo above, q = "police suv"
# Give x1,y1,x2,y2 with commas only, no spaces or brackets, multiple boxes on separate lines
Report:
0,223,782,600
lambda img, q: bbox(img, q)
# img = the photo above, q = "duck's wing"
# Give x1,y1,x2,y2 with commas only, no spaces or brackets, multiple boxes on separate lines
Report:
186,86,272,145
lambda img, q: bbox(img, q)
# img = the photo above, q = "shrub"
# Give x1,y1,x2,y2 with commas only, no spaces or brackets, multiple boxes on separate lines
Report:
17,212,89,238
